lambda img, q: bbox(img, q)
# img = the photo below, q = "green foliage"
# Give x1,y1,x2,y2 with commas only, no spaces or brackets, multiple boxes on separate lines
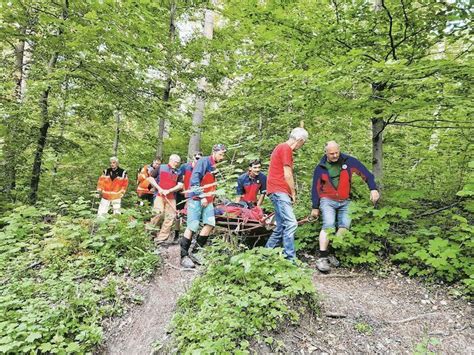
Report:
390,213,473,290
354,322,373,335
413,337,441,355
457,161,474,213
169,242,318,353
306,193,473,296
0,198,158,353
331,201,411,266
296,188,472,297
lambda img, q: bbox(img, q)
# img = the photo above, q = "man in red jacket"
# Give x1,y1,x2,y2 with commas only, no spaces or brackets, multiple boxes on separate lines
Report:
147,154,184,244
236,159,267,208
311,141,380,272
172,152,203,243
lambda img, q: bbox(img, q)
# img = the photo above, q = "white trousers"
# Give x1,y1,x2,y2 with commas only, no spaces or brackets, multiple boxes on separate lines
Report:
97,198,121,217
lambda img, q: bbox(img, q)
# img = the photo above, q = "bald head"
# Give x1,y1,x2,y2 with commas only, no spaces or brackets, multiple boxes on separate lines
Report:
325,141,341,162
325,141,340,151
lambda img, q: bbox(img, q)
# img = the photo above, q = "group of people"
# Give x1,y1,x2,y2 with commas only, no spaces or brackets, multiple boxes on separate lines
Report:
95,126,380,271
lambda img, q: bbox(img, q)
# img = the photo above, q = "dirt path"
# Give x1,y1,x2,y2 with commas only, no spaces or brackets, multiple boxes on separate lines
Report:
102,245,197,355
101,248,472,354
276,268,473,354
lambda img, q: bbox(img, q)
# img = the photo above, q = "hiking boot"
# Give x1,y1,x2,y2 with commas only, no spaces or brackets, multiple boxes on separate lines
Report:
180,256,195,269
316,257,331,272
328,255,340,267
189,251,204,266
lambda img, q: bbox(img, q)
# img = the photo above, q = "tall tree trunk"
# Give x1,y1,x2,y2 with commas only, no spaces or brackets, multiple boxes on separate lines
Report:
156,0,176,159
258,116,264,153
4,30,31,199
52,78,69,179
371,79,386,188
371,117,384,186
14,39,27,101
188,8,214,158
156,79,169,158
30,81,55,204
373,0,382,11
113,110,121,157
370,1,385,188
29,0,68,204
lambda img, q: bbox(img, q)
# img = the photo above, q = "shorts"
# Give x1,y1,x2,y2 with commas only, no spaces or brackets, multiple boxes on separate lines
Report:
186,199,215,232
320,197,351,230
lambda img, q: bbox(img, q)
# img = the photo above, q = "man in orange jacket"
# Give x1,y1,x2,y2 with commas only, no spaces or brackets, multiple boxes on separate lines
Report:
136,157,161,204
96,157,129,217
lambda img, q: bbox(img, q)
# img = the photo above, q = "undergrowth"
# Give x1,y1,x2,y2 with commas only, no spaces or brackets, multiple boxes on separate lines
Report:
168,242,319,354
0,197,158,353
297,187,473,298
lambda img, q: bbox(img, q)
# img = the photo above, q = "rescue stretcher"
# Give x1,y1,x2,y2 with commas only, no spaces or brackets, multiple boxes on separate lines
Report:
178,199,314,248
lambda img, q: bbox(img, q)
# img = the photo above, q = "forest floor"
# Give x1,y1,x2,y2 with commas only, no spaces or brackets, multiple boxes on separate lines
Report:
101,246,473,354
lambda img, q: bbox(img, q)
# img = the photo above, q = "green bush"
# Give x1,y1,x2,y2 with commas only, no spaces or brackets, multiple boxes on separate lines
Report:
390,214,473,293
0,198,159,353
331,201,411,266
170,242,319,354
297,189,473,297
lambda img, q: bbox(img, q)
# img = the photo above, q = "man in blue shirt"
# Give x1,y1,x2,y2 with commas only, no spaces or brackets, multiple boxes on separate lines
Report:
236,159,267,208
180,144,227,268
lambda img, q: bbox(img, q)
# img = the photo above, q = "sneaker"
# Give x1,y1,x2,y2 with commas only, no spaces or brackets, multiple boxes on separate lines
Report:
189,251,204,266
316,257,331,272
180,256,195,269
328,255,340,267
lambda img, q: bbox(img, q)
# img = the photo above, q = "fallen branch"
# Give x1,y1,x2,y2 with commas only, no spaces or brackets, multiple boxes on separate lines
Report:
325,312,347,318
165,262,197,272
317,273,363,278
416,202,460,218
387,312,442,324
429,330,450,336
0,261,43,286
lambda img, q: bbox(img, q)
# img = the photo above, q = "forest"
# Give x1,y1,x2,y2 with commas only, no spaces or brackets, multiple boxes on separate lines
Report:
0,0,472,353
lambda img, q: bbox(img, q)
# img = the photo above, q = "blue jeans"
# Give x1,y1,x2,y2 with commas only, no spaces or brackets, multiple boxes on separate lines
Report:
265,193,298,260
320,197,351,230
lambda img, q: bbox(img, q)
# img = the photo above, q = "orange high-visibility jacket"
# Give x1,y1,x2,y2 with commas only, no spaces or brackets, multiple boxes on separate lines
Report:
97,167,128,200
136,164,155,196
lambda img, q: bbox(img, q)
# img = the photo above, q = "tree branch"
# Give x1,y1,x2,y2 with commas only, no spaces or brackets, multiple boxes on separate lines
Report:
331,0,340,24
391,123,474,129
389,119,472,125
416,202,460,218
454,43,473,60
382,0,397,60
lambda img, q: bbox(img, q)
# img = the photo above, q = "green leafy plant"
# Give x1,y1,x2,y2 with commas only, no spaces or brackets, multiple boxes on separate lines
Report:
390,213,473,291
354,322,373,335
330,201,411,267
0,200,158,353
169,241,319,353
413,337,441,355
